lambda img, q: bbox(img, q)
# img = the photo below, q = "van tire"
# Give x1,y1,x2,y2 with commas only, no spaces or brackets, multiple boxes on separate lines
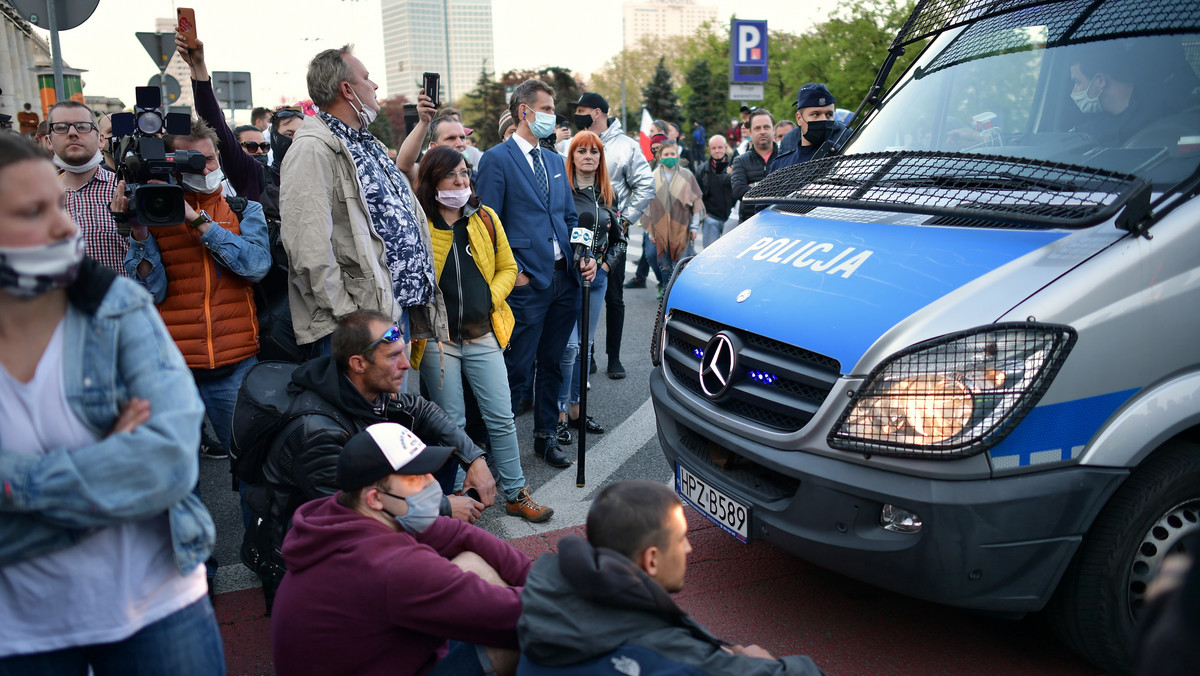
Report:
1048,440,1200,673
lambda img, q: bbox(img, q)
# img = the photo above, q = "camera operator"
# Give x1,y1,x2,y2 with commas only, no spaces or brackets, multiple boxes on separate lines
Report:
117,117,271,468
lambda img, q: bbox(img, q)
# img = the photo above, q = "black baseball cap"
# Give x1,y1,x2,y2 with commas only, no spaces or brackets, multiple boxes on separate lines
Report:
336,423,455,491
574,92,609,114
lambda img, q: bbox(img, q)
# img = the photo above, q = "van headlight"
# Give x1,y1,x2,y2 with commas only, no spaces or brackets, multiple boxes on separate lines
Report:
828,323,1075,458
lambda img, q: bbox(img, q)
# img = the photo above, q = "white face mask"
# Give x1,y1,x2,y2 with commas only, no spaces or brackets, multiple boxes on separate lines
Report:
181,167,225,194
0,230,85,299
53,150,104,174
436,188,472,209
1071,78,1104,114
351,88,378,128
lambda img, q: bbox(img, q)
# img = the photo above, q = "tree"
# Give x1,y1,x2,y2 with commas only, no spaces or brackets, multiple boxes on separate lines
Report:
587,35,673,131
683,60,727,145
642,57,682,126
374,95,410,149
456,66,585,150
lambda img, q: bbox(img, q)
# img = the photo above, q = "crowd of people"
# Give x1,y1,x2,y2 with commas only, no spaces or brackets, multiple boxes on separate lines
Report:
3,22,1197,675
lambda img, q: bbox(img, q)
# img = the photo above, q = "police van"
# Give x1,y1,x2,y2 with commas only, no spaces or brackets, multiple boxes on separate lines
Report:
650,0,1200,670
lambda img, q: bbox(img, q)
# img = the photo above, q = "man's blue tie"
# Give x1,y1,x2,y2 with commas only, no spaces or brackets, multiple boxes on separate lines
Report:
530,148,549,203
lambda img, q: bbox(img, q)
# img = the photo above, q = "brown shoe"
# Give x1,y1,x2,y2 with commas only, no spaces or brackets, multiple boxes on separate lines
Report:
506,488,554,523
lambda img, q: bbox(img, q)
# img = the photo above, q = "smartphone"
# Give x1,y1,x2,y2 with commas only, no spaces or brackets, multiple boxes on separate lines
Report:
464,487,481,503
422,72,440,107
177,8,198,48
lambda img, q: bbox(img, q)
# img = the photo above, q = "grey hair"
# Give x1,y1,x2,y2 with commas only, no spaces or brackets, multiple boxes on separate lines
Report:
508,79,555,121
307,45,354,109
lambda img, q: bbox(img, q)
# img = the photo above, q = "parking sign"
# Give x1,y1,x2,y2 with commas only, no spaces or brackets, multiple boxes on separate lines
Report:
730,19,768,83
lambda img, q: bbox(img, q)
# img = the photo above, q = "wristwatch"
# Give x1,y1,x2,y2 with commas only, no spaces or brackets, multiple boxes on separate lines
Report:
189,210,212,230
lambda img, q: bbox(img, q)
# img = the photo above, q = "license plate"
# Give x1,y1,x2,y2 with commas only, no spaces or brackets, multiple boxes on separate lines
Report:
676,464,750,542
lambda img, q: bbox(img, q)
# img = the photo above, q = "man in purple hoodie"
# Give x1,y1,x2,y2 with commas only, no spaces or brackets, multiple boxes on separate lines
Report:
270,422,530,676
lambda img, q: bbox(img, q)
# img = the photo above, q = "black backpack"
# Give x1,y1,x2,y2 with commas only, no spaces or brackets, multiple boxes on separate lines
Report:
230,360,306,485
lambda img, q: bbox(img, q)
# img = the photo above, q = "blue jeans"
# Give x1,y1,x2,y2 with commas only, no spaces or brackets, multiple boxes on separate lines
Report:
637,231,664,284
701,215,728,248
504,265,581,438
420,333,527,502
426,641,487,676
196,355,257,530
558,268,608,410
0,598,225,676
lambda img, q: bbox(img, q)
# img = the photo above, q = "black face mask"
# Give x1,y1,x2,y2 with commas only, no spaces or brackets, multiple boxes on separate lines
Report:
270,129,293,168
803,120,836,147
711,156,728,172
574,113,595,131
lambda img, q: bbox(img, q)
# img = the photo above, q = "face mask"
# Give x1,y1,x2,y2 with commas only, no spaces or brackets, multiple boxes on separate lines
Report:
270,129,293,168
1071,79,1104,114
181,167,224,194
387,481,442,534
436,188,472,209
660,156,678,169
803,120,836,146
350,88,378,128
573,113,595,131
252,154,270,167
0,230,85,299
53,150,104,174
525,107,556,139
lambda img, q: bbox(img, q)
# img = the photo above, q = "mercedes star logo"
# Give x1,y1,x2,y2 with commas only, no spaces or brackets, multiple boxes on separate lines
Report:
699,332,738,399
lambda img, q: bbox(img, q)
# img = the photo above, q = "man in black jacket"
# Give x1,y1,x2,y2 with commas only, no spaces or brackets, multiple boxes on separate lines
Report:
730,109,778,224
694,134,735,248
245,310,497,613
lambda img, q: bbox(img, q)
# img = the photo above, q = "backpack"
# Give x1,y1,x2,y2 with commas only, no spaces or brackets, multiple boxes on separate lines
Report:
230,360,307,485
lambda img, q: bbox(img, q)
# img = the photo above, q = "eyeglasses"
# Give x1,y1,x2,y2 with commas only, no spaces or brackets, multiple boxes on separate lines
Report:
361,324,402,355
50,122,98,135
241,142,271,152
442,169,471,181
274,109,303,121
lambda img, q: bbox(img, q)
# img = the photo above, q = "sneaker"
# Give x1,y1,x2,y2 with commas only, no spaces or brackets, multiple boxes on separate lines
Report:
200,444,229,460
624,278,647,289
656,283,665,300
555,420,573,445
608,359,627,379
506,488,554,523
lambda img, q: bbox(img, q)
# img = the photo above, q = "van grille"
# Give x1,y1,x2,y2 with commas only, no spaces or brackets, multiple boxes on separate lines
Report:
663,311,842,433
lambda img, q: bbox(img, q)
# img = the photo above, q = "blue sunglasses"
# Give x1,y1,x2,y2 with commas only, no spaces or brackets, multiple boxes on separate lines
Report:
362,324,402,355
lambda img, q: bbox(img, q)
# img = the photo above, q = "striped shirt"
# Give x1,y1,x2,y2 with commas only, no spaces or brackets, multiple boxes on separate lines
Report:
63,167,129,276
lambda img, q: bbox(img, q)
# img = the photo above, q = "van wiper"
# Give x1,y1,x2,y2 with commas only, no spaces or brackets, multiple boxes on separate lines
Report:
876,173,1088,192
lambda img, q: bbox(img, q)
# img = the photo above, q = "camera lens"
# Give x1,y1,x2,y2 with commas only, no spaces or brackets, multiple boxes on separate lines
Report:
136,111,163,135
134,184,185,226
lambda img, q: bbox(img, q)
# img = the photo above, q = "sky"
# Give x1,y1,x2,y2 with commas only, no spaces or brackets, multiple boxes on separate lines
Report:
30,0,839,109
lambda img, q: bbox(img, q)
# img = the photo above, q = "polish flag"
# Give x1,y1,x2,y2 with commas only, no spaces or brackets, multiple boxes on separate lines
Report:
638,108,655,161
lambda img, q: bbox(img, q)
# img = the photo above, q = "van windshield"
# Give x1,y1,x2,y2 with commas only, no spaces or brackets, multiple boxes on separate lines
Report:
848,3,1200,188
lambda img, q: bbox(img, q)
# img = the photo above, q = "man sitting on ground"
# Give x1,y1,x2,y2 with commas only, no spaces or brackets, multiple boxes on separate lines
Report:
271,422,528,676
518,480,824,675
246,309,496,613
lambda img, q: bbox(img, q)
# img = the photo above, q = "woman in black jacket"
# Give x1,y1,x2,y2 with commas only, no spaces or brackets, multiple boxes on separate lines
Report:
556,131,626,441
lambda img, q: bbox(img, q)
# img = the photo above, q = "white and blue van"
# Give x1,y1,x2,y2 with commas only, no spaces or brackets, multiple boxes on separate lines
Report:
651,0,1200,670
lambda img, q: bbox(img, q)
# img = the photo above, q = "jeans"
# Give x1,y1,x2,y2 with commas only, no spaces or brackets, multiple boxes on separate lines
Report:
425,641,488,676
0,598,225,676
558,268,608,409
701,215,728,248
420,334,527,502
635,231,664,284
195,355,257,531
504,264,581,438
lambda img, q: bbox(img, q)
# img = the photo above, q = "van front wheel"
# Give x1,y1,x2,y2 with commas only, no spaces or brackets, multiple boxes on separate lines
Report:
1048,440,1200,673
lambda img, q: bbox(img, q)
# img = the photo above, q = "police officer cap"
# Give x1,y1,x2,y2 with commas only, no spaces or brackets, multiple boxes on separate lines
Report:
795,83,835,109
574,92,609,114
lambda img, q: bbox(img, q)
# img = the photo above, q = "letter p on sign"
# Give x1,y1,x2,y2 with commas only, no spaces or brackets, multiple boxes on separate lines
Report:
738,25,762,62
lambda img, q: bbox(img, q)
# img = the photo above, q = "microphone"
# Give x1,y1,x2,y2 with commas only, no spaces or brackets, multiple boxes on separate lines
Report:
570,211,596,264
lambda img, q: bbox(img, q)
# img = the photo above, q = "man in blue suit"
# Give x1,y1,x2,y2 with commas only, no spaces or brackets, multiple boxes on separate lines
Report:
476,79,596,469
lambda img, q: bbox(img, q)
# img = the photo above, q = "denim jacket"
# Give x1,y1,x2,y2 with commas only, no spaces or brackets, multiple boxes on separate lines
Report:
0,260,214,574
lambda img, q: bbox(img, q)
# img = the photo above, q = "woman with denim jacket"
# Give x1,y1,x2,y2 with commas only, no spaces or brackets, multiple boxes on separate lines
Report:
411,146,554,523
555,131,628,443
0,134,223,673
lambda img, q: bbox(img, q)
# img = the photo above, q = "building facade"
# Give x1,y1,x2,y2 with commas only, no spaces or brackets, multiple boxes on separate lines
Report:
622,0,718,48
380,0,495,105
1,0,53,119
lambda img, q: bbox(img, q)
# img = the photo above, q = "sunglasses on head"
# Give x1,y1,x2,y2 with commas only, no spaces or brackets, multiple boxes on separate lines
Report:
362,325,402,354
274,109,303,121
241,141,270,152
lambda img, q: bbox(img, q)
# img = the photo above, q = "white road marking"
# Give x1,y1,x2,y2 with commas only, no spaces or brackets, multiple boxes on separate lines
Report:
496,397,661,539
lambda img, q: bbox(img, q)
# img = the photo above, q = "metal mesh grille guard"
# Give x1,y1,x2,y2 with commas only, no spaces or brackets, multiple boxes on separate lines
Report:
742,151,1150,228
828,323,1076,459
891,0,1200,49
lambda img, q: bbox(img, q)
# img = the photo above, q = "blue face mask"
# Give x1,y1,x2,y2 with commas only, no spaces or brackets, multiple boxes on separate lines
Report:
525,107,556,139
383,481,442,534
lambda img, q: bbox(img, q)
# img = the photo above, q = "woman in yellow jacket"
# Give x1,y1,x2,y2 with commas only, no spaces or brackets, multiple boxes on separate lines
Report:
413,146,553,522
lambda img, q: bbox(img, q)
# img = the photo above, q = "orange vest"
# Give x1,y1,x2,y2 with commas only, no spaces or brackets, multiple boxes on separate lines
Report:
154,190,258,369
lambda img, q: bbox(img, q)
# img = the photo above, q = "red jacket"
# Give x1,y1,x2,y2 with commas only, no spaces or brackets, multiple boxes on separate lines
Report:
271,496,532,676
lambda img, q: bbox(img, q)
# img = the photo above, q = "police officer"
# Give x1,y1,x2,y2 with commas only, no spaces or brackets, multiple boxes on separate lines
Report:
771,83,849,172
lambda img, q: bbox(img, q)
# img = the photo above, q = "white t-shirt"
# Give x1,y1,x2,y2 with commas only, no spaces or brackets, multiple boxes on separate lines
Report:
0,320,207,658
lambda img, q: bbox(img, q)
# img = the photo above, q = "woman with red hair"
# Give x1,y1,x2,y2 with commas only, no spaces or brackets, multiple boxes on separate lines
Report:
556,131,627,441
